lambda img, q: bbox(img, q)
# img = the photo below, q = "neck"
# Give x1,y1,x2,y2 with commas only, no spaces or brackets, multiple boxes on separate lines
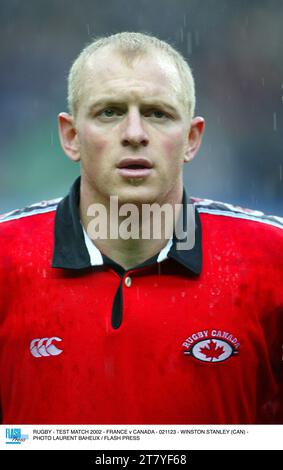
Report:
79,182,183,270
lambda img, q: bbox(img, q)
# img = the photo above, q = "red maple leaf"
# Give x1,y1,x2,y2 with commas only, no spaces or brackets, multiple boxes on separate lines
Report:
199,340,225,361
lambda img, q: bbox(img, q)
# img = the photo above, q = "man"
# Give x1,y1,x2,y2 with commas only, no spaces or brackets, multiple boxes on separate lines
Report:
0,32,282,424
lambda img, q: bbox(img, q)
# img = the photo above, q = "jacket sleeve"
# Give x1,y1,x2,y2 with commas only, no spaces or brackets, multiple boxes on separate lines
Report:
258,225,283,423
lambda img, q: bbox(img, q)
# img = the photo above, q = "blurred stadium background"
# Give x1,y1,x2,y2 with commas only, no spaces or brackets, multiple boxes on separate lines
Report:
0,0,282,215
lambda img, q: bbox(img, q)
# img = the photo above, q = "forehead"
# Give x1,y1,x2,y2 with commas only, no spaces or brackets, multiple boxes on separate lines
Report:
80,47,182,107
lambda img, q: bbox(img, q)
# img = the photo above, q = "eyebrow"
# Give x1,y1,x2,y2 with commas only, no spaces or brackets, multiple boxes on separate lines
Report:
88,97,180,114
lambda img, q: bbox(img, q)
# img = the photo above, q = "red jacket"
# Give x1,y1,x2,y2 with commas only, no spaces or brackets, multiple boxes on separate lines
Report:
0,177,282,424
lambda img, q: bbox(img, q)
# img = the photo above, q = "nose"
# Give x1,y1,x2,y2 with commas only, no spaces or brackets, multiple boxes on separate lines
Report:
121,108,149,148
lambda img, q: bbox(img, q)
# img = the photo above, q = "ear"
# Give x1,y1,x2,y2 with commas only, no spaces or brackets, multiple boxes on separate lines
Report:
184,116,205,163
58,112,81,162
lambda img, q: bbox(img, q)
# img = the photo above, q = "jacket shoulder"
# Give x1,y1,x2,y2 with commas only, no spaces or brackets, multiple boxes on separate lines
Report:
0,198,62,225
192,197,283,231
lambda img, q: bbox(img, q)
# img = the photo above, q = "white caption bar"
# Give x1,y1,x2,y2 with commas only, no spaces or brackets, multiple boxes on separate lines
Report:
1,425,283,450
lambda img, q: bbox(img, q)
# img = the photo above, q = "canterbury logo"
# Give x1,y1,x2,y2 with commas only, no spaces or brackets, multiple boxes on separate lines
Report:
30,337,63,358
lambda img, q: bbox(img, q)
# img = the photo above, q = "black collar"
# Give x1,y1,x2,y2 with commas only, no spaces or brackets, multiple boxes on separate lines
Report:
52,176,202,274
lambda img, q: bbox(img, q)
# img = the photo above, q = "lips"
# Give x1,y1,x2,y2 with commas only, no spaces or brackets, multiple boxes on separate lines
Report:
117,158,153,170
116,158,153,179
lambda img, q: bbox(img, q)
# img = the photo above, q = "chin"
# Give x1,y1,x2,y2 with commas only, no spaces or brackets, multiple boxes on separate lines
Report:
114,186,160,206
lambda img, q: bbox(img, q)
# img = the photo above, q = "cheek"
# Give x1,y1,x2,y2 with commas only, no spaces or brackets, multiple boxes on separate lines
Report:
161,130,186,162
79,127,109,158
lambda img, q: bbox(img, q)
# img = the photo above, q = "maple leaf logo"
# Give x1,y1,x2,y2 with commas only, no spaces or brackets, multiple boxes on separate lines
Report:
199,340,225,361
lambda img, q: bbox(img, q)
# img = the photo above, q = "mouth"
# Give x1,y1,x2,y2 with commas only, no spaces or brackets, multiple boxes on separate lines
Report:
116,158,153,178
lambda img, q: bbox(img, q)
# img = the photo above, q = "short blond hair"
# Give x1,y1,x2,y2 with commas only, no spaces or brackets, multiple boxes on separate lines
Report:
68,31,196,121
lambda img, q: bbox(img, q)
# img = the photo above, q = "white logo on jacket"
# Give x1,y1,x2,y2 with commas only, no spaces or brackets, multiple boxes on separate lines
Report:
182,329,240,363
30,337,63,357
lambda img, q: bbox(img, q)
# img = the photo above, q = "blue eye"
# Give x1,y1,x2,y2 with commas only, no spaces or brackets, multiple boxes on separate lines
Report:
99,107,124,118
144,109,167,119
153,110,165,118
101,108,115,117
